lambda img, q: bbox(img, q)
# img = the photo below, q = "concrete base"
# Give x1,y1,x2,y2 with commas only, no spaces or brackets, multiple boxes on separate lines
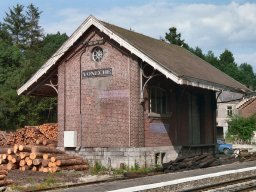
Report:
64,146,181,168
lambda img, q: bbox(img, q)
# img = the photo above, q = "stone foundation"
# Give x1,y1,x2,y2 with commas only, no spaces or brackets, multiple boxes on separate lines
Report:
64,146,181,168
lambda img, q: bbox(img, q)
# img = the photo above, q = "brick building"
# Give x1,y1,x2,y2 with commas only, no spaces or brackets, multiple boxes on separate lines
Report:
237,97,256,118
17,16,249,168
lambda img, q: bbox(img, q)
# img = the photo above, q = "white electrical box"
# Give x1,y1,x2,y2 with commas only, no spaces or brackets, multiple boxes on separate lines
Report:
64,131,77,147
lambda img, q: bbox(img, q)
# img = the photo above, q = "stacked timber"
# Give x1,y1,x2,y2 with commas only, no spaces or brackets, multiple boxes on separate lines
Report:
0,145,88,173
38,124,58,140
236,149,256,161
0,123,58,147
162,154,217,172
0,166,13,186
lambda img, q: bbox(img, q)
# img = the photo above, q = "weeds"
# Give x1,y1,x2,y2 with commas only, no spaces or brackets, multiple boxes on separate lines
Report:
90,161,160,176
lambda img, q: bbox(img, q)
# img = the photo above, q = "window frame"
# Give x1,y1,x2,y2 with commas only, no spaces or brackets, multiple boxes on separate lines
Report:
227,105,233,116
149,86,170,115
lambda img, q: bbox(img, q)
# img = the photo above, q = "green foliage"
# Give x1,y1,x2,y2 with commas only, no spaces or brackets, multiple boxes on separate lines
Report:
165,27,189,49
3,4,26,45
90,161,107,175
227,115,256,143
0,3,68,130
165,26,256,90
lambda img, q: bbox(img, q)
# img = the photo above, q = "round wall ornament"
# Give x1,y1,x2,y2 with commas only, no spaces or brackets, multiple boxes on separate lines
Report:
92,47,103,62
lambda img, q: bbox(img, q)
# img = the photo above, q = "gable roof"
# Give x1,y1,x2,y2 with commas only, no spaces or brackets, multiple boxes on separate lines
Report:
236,97,256,110
17,15,250,95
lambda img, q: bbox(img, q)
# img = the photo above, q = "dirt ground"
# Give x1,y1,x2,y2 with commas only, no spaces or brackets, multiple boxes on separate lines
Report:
2,154,242,191
5,170,113,192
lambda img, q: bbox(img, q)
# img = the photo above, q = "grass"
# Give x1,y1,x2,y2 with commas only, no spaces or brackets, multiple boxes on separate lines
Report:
90,161,160,176
10,174,60,192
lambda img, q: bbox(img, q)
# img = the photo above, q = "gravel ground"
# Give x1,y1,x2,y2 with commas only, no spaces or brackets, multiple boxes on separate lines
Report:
5,170,104,191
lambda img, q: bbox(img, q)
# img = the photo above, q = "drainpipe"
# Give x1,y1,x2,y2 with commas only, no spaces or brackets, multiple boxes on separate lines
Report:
76,47,87,151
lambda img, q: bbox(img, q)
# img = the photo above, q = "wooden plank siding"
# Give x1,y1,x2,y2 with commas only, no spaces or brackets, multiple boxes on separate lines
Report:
144,77,216,147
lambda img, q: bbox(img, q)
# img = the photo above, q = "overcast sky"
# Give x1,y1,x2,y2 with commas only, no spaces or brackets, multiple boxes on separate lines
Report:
1,0,256,70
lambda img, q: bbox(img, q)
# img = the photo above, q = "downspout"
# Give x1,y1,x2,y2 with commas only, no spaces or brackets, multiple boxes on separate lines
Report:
64,61,67,133
128,57,131,147
77,46,87,151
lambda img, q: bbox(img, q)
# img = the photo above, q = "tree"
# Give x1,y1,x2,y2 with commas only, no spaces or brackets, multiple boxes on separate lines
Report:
165,27,189,49
0,4,68,130
205,51,219,68
0,23,12,42
219,49,235,64
227,115,256,143
190,47,204,59
25,4,44,48
239,63,256,89
3,4,26,45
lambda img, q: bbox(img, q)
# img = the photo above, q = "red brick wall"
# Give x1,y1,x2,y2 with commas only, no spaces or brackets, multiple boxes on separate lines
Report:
239,99,256,118
57,27,216,149
58,28,144,147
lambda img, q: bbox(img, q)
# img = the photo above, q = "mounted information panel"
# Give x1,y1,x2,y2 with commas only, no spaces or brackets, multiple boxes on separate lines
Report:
82,68,112,78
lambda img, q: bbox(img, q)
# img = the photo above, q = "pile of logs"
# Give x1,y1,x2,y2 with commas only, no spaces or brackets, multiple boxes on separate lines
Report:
38,124,58,140
0,166,13,187
0,124,58,146
236,149,256,162
162,154,218,172
0,145,88,173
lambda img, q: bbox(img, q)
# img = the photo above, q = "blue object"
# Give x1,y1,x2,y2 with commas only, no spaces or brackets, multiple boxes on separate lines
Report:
217,139,233,154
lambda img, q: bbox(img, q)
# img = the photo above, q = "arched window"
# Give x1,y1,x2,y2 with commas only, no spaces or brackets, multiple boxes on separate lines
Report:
150,87,170,114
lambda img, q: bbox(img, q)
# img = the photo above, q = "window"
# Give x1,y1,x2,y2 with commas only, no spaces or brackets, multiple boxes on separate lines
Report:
227,106,233,116
150,87,170,114
92,47,103,62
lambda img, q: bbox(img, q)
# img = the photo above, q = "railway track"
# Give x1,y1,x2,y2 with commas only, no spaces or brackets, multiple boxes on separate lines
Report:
185,176,256,192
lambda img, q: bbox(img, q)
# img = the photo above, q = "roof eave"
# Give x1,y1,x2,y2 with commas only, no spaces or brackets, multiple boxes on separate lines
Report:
17,15,249,96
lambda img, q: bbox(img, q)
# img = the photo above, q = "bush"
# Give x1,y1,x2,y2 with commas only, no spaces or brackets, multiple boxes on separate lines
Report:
226,115,256,143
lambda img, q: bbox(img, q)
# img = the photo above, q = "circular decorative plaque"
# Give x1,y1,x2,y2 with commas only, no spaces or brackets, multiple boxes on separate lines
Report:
92,47,103,62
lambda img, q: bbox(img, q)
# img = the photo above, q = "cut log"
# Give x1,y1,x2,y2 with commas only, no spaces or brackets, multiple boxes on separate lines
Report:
20,165,30,171
7,148,13,155
7,155,13,161
0,166,7,170
54,155,80,161
1,154,7,160
50,156,56,162
36,140,43,145
59,164,89,171
30,153,44,160
24,157,30,163
32,159,42,166
0,179,13,186
47,143,57,148
7,162,17,170
19,152,29,159
0,170,8,175
18,145,32,152
42,159,50,167
19,160,26,167
42,167,49,173
13,144,19,153
26,159,33,166
43,154,50,160
57,159,86,166
43,139,57,146
31,146,64,154
0,159,7,165
0,148,9,154
11,156,20,164
32,166,37,172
